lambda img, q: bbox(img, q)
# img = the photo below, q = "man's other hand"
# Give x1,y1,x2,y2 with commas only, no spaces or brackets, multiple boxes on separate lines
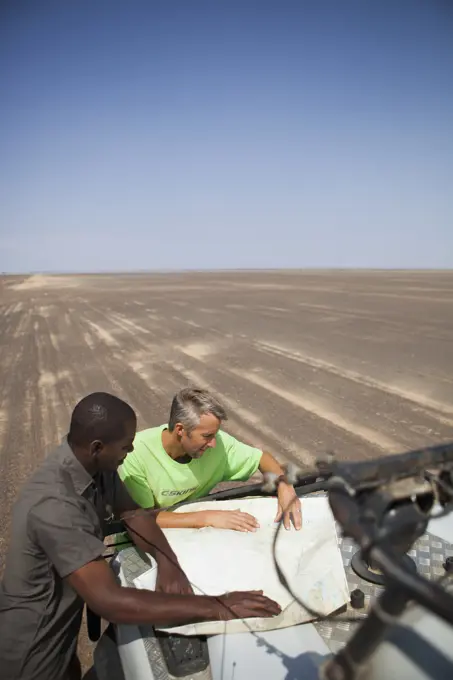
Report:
216,590,281,620
199,509,260,532
275,483,302,530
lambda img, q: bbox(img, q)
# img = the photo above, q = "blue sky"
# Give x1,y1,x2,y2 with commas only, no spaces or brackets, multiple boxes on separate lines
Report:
1,1,452,273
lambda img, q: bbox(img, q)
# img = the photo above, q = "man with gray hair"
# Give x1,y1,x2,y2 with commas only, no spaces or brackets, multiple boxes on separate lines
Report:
119,387,302,532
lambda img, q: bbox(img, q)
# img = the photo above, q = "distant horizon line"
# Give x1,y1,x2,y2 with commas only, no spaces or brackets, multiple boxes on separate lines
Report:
2,266,453,277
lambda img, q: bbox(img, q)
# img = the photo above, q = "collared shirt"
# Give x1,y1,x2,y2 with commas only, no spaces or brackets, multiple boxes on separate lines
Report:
0,438,137,680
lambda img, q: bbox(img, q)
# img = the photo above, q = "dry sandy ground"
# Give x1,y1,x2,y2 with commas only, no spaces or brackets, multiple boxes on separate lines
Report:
1,269,453,673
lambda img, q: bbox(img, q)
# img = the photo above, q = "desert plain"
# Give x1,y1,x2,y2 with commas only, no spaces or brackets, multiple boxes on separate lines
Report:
1,269,452,672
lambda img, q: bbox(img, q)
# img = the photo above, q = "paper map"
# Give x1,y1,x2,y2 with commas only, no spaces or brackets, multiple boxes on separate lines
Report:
133,496,349,635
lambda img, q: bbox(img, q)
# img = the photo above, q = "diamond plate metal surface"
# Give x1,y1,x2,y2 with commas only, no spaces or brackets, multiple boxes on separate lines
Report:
115,547,212,680
314,530,453,652
116,528,452,674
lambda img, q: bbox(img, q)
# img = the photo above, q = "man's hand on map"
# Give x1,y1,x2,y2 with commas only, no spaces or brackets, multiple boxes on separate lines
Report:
199,509,260,532
215,590,281,620
275,482,302,530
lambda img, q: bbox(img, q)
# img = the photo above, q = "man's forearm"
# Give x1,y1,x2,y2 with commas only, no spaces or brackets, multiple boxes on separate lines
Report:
259,451,296,496
156,510,207,529
258,451,285,478
97,587,219,627
121,509,179,563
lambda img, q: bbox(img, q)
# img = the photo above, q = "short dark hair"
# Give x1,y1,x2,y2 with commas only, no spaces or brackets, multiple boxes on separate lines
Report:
168,387,227,432
68,392,136,447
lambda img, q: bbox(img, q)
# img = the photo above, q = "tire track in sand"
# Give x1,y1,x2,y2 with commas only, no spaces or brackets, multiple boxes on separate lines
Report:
254,340,453,422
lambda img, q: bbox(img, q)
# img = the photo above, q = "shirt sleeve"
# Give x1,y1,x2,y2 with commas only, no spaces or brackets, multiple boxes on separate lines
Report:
220,430,263,482
29,496,106,579
111,473,141,516
118,452,155,509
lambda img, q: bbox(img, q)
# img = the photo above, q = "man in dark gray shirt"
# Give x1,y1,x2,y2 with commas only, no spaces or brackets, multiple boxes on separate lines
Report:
0,392,280,680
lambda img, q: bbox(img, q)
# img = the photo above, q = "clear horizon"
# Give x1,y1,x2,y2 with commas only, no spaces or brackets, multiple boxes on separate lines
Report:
4,267,453,278
1,1,452,274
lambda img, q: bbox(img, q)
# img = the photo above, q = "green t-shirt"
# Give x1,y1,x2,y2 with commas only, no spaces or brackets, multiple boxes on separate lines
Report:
118,424,263,509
